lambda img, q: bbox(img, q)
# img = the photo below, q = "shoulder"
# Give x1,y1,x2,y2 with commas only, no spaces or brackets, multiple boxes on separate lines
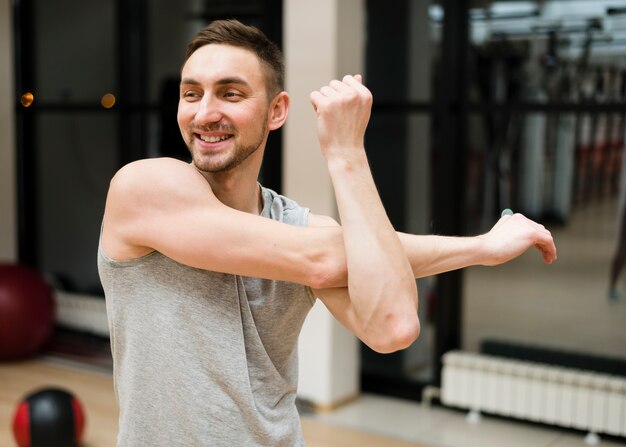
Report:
102,158,215,259
108,158,214,207
111,158,205,191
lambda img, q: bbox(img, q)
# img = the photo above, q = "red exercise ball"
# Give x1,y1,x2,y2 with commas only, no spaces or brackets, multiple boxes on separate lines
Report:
0,264,55,360
13,388,86,447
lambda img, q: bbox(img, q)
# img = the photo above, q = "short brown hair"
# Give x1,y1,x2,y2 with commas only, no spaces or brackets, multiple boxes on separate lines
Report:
185,19,284,97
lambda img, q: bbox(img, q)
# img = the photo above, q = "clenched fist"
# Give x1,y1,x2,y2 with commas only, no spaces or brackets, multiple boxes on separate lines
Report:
310,75,373,161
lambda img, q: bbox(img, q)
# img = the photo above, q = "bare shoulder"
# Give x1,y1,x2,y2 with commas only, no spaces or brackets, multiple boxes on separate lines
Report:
111,157,206,194
102,158,212,259
308,212,340,227
107,157,216,210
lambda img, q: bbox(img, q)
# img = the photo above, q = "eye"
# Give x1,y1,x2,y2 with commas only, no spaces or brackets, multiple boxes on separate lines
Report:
224,90,243,101
182,90,201,101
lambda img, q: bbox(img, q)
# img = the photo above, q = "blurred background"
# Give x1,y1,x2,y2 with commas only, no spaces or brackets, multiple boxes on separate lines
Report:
1,0,626,411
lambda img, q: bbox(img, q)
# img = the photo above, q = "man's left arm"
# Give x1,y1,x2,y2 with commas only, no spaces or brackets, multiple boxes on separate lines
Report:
310,211,556,352
308,75,556,354
399,210,556,279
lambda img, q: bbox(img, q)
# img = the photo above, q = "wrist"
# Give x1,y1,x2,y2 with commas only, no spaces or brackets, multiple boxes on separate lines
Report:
475,234,501,266
325,149,369,175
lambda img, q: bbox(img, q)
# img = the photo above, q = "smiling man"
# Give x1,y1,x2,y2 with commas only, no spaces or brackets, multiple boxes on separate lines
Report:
98,19,556,447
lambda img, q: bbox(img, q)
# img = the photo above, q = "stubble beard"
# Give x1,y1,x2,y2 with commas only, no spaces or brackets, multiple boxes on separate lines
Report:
188,115,269,174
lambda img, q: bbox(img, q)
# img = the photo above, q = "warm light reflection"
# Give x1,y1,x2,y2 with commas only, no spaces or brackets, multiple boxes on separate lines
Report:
101,93,116,109
20,92,34,107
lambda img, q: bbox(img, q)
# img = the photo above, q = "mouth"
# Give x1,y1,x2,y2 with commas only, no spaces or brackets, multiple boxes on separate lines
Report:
195,133,234,144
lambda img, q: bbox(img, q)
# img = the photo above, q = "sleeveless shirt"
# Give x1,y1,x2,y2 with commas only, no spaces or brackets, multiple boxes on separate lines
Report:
98,186,315,447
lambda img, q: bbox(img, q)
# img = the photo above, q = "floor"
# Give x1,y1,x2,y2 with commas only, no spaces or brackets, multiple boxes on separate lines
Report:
0,358,428,447
311,393,626,447
0,359,118,447
2,358,625,447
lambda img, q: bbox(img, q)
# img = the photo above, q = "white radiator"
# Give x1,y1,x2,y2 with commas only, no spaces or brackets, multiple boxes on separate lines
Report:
55,290,110,337
441,351,626,439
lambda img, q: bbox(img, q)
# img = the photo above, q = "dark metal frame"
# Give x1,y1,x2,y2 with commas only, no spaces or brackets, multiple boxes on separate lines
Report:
432,0,470,385
362,0,471,398
118,0,148,165
13,0,37,267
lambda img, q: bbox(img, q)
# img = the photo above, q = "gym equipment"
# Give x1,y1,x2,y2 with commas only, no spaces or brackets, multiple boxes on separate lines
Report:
0,264,55,360
13,388,86,447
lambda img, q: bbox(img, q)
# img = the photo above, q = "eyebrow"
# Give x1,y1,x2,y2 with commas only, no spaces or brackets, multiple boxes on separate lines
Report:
180,77,252,89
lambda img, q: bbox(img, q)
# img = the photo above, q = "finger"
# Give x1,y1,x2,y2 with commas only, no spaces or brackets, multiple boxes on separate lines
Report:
535,237,557,264
343,75,371,97
320,85,336,98
541,246,556,264
310,90,326,111
329,79,352,93
344,74,363,84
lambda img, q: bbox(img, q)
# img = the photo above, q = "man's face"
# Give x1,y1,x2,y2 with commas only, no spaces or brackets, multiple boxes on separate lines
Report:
178,44,270,173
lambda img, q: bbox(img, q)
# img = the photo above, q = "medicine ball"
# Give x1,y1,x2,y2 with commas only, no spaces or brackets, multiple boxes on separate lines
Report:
12,388,86,447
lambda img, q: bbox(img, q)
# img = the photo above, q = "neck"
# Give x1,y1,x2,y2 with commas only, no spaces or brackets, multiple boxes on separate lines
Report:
206,171,263,215
195,147,265,214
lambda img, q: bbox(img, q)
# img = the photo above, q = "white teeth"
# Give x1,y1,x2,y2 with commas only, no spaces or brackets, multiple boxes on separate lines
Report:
199,134,231,143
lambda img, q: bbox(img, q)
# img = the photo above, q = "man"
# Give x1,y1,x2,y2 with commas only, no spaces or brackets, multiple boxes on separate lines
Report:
98,19,556,446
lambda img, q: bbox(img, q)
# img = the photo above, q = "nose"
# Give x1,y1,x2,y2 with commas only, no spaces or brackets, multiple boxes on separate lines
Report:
194,94,223,125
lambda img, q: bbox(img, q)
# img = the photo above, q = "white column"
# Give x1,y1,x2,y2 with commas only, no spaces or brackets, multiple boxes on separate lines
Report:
0,0,17,263
284,0,364,407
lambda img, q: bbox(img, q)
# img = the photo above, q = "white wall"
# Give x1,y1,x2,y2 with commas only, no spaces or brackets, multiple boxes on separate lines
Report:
0,0,17,262
284,0,364,407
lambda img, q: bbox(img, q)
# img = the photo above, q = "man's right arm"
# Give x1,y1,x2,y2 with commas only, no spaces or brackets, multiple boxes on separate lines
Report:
102,157,556,303
101,157,348,289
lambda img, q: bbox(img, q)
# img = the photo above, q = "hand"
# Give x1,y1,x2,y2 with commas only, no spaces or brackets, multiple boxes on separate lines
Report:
310,75,372,160
479,212,557,265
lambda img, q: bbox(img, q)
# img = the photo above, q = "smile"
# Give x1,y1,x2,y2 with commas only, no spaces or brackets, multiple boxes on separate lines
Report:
197,134,233,143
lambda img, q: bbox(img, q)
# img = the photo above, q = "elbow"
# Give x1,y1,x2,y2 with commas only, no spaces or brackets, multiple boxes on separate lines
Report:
308,255,348,290
367,314,421,354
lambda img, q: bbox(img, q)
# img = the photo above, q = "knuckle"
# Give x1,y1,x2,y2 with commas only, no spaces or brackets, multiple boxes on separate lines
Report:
345,90,357,102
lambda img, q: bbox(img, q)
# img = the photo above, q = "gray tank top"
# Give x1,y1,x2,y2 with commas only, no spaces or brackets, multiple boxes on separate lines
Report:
98,186,315,447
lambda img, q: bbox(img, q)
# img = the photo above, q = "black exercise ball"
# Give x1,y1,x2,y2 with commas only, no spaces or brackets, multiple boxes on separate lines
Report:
12,388,86,447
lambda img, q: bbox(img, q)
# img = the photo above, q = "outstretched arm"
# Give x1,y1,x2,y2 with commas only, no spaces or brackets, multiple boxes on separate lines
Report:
400,211,557,279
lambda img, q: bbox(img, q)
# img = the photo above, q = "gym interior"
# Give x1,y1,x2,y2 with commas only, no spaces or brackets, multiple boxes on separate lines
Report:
1,0,626,446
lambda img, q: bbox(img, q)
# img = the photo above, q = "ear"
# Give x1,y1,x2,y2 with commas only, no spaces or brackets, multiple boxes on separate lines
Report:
268,92,289,131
